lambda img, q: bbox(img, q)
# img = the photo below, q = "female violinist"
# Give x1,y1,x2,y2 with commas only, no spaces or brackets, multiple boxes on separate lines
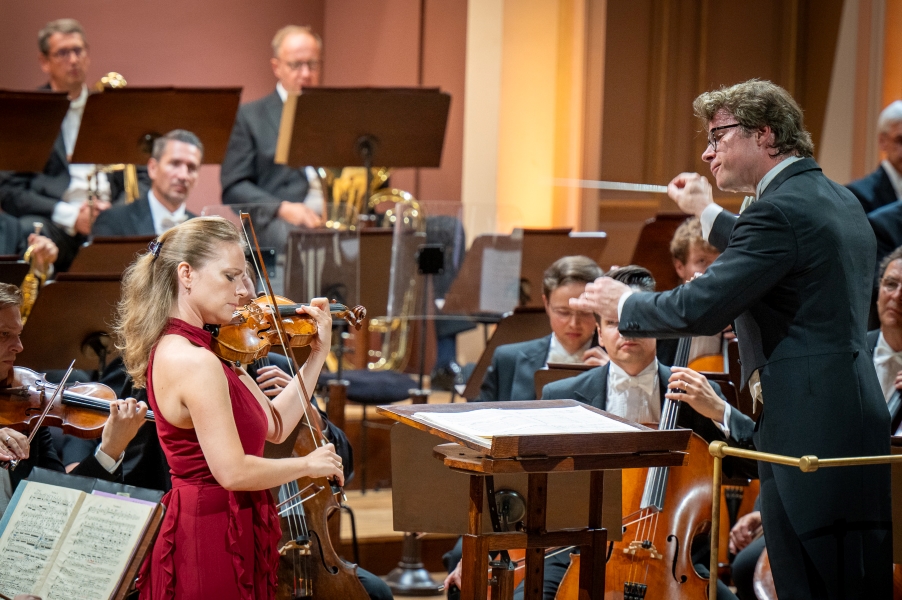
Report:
0,282,147,516
116,217,345,600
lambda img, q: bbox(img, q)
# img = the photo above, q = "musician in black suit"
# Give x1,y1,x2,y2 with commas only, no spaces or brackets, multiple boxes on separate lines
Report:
0,20,143,271
869,247,902,429
0,283,146,517
221,25,325,250
476,256,607,402
847,101,902,214
576,80,891,598
92,130,201,237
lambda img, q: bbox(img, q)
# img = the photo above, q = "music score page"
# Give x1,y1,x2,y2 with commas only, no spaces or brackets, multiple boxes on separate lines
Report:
413,405,637,439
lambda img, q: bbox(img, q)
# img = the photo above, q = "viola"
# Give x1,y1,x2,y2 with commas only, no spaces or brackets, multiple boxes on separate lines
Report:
208,296,366,365
0,366,154,439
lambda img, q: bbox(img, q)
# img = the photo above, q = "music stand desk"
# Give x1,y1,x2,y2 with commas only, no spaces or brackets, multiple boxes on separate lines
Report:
378,400,691,600
69,236,154,276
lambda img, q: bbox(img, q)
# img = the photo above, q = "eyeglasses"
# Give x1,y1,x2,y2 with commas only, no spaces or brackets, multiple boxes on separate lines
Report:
48,46,86,61
707,123,742,152
282,59,321,72
550,307,595,321
882,278,902,294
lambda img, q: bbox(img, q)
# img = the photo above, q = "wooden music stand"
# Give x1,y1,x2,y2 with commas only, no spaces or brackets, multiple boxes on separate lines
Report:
0,261,29,286
70,87,242,165
0,90,69,172
18,277,122,373
378,400,692,600
443,229,608,314
461,307,551,400
68,235,154,276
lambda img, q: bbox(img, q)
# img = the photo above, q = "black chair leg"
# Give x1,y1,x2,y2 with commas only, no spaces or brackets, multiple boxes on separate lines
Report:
360,405,368,494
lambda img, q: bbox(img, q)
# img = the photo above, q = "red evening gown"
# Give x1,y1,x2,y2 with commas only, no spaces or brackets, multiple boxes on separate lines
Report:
138,318,281,599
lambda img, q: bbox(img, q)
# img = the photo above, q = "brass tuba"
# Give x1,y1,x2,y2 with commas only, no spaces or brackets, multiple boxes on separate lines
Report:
364,188,425,372
316,167,391,230
89,72,140,204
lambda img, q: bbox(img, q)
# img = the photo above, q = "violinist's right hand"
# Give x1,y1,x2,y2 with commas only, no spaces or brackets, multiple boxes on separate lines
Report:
667,172,713,218
0,427,29,462
303,443,345,486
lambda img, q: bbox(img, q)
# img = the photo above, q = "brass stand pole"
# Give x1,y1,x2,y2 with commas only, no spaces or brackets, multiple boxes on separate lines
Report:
709,454,722,600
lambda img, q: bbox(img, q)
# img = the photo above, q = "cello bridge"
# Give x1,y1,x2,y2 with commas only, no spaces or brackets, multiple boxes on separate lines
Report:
279,540,312,556
622,540,662,560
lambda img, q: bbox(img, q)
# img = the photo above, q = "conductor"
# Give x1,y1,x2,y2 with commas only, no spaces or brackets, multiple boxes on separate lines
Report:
573,79,891,598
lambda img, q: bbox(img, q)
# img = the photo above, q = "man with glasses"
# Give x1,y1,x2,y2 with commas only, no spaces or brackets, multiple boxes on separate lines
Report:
475,255,608,402
221,25,326,250
0,19,135,271
869,246,902,430
574,80,891,598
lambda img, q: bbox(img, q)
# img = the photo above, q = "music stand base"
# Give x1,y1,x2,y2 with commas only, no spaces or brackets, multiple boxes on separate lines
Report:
384,532,442,596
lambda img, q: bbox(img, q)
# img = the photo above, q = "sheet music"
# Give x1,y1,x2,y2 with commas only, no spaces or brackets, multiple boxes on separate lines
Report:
0,482,84,597
37,493,154,600
479,247,521,313
413,406,638,439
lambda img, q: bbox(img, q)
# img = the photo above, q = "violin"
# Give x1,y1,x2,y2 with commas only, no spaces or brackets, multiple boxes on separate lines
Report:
207,296,366,365
0,366,154,439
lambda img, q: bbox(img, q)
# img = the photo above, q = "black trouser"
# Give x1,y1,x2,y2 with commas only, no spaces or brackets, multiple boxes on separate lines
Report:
18,214,84,272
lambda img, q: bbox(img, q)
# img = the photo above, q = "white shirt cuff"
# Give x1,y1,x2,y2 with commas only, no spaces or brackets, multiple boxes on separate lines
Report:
699,203,724,241
51,201,79,234
616,289,633,320
94,445,124,473
713,402,732,439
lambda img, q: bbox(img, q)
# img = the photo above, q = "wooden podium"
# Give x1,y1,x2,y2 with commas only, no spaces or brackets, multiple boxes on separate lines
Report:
378,400,691,600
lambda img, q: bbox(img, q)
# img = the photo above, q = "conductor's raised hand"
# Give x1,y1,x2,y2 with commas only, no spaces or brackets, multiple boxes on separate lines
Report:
296,297,332,357
569,277,629,324
302,443,345,486
667,173,713,218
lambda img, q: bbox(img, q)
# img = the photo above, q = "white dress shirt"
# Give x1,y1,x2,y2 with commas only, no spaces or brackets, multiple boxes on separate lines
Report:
546,334,592,366
606,360,661,424
52,85,111,233
147,190,187,235
275,83,324,215
873,331,902,403
882,160,902,202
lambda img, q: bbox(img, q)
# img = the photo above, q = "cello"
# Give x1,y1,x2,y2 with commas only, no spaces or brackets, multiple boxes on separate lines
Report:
234,212,370,600
556,335,719,599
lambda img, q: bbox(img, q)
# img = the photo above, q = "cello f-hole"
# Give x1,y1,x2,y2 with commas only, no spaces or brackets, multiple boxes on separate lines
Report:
665,534,688,584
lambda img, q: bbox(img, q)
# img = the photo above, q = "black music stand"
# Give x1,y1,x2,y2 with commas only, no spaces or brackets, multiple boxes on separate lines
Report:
0,261,29,286
275,87,451,206
276,87,451,596
0,90,69,171
70,87,242,165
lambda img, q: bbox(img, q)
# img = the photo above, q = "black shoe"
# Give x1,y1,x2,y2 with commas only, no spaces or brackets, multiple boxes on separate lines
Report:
430,361,462,391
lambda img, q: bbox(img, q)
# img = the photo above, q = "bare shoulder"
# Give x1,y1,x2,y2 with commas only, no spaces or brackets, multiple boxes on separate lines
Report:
152,334,227,396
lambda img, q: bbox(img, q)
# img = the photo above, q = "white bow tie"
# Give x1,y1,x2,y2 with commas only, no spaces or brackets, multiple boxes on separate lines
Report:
609,369,657,397
160,214,188,231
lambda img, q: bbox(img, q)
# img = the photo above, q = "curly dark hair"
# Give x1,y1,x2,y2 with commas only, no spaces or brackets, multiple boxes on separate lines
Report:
693,79,813,159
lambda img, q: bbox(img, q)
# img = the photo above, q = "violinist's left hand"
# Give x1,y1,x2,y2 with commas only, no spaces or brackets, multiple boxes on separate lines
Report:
98,398,148,460
298,297,332,358
0,427,29,462
256,365,293,398
666,367,726,424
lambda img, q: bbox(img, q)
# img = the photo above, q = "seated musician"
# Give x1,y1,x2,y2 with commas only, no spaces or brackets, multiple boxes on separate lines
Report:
669,217,730,364
0,210,58,276
0,19,146,271
91,129,201,237
446,266,755,598
0,282,146,517
476,255,608,402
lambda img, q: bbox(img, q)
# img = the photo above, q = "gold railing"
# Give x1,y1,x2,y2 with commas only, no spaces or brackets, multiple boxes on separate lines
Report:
707,440,902,600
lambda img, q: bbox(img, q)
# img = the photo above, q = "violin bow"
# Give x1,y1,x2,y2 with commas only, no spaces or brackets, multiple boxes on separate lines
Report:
238,212,347,502
0,360,75,471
